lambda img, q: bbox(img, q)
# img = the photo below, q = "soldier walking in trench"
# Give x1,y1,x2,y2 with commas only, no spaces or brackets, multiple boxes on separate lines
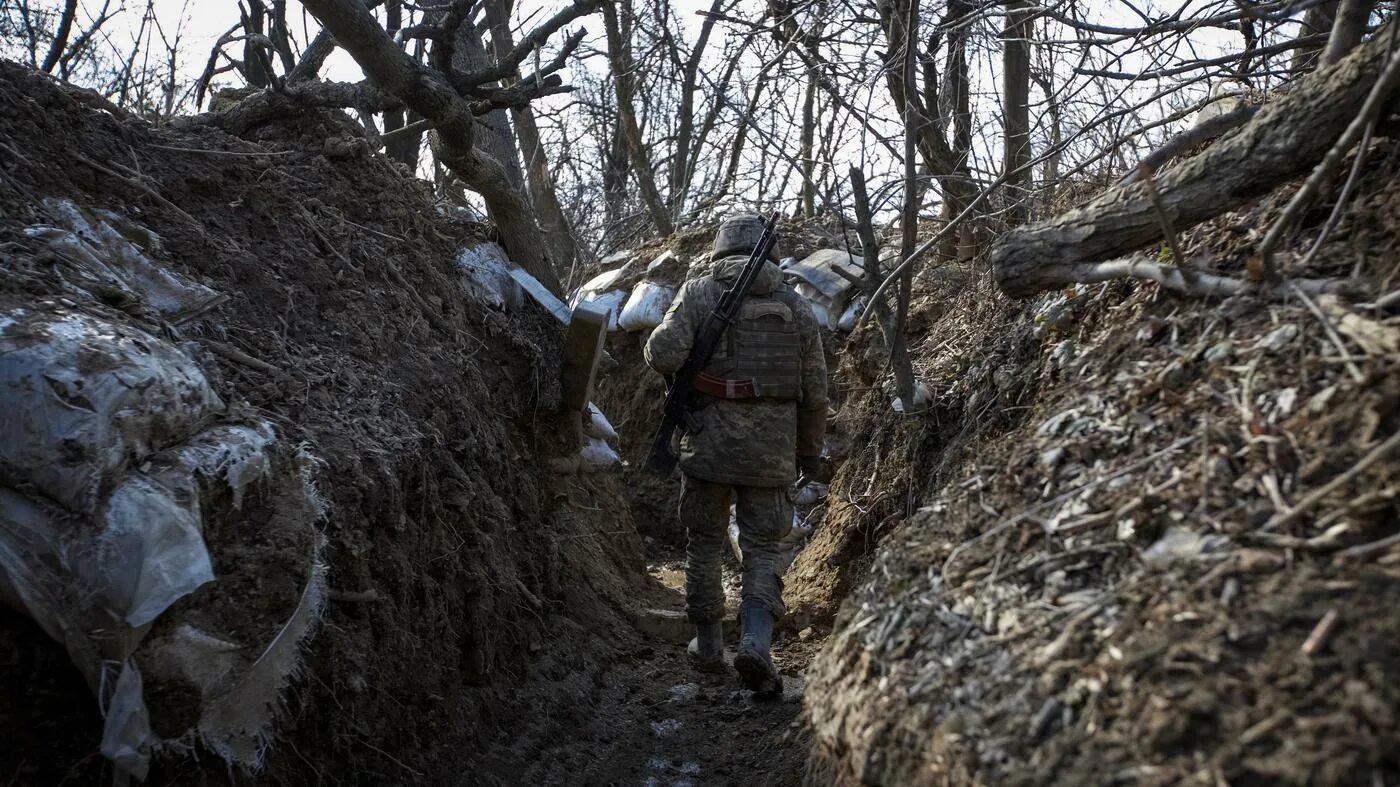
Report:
643,214,827,697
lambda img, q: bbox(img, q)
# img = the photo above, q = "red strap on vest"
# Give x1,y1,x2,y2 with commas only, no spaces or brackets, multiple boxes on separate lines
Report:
694,371,758,399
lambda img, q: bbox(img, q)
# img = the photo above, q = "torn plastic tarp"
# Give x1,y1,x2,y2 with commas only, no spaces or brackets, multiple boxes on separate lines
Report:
0,308,225,515
24,198,222,321
0,306,325,779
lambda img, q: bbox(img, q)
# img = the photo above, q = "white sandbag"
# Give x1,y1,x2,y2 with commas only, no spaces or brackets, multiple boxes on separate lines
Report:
455,242,520,310
571,267,626,307
579,436,621,472
795,481,829,508
582,403,619,442
584,290,627,332
891,381,933,414
837,295,868,332
618,281,675,331
785,249,864,301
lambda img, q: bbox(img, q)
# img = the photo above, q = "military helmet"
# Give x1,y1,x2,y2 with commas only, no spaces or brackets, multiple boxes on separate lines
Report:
711,213,780,262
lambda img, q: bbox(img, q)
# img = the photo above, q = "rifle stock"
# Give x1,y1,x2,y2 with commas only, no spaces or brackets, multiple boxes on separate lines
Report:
643,214,779,478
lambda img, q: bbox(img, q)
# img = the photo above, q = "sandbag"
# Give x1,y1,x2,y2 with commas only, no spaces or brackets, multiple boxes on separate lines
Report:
571,267,625,307
837,295,868,332
579,436,621,472
0,306,326,779
456,242,521,310
584,289,627,332
582,403,619,442
617,281,675,331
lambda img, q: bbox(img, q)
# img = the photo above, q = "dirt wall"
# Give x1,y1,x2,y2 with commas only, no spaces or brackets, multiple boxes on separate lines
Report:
0,61,646,784
801,143,1400,785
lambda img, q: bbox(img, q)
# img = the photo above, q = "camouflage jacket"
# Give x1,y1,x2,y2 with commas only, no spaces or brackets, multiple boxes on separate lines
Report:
644,256,827,487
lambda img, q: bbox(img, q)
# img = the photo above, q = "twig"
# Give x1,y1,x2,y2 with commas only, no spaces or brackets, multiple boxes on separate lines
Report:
1312,486,1397,531
357,737,424,778
1259,42,1400,276
327,588,380,603
1057,256,1354,299
1247,522,1351,551
375,118,430,148
145,143,298,157
1290,283,1366,383
1263,430,1400,531
942,437,1197,579
204,339,280,374
1300,608,1339,656
1341,531,1400,562
72,152,201,227
1141,171,1191,276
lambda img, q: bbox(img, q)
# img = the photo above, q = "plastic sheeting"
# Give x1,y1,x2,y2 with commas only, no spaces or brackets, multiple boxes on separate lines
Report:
456,242,522,310
24,199,222,320
0,305,325,779
617,281,675,331
0,309,225,515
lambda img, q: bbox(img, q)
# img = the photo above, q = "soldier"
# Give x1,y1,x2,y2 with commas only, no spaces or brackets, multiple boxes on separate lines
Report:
643,214,827,698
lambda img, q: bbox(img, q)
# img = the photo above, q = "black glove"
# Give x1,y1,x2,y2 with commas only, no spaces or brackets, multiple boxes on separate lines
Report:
797,455,822,480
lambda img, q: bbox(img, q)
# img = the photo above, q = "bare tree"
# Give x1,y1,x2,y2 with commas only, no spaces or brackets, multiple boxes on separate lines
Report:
294,0,596,293
601,0,675,236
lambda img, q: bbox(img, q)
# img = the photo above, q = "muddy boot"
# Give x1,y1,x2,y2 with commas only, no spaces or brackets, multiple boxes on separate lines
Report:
734,607,782,699
687,621,727,674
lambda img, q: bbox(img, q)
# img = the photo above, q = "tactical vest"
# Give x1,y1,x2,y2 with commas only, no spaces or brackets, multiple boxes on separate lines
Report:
700,294,803,400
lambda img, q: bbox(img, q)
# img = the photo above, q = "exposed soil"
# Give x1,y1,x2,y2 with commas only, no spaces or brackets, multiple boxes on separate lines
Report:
6,53,1397,787
0,59,845,787
798,137,1400,784
0,60,648,784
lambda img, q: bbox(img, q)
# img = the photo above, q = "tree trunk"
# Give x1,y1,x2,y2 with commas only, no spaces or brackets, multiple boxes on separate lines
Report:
298,0,561,294
799,64,818,218
893,0,919,409
39,0,78,74
1322,0,1375,66
485,0,577,271
1291,1,1340,74
992,29,1398,298
671,0,725,216
1002,0,1033,225
451,16,528,197
603,116,629,229
601,0,675,236
876,0,976,260
381,0,422,170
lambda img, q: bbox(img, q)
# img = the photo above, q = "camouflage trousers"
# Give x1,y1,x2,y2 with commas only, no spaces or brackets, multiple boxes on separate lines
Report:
680,474,793,623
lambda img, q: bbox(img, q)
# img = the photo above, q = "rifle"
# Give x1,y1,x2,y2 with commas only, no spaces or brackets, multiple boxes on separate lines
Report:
644,213,780,477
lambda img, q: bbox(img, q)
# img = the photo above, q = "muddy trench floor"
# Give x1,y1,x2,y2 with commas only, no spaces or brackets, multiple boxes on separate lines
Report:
502,549,816,787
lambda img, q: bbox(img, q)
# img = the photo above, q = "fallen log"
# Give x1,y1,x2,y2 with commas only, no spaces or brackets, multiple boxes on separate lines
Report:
992,24,1400,299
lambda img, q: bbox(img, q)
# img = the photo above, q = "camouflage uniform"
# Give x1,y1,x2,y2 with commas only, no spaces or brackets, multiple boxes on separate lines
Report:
644,256,827,623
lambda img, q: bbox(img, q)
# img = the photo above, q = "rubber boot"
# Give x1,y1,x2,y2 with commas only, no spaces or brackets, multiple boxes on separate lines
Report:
687,621,726,674
734,607,783,699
